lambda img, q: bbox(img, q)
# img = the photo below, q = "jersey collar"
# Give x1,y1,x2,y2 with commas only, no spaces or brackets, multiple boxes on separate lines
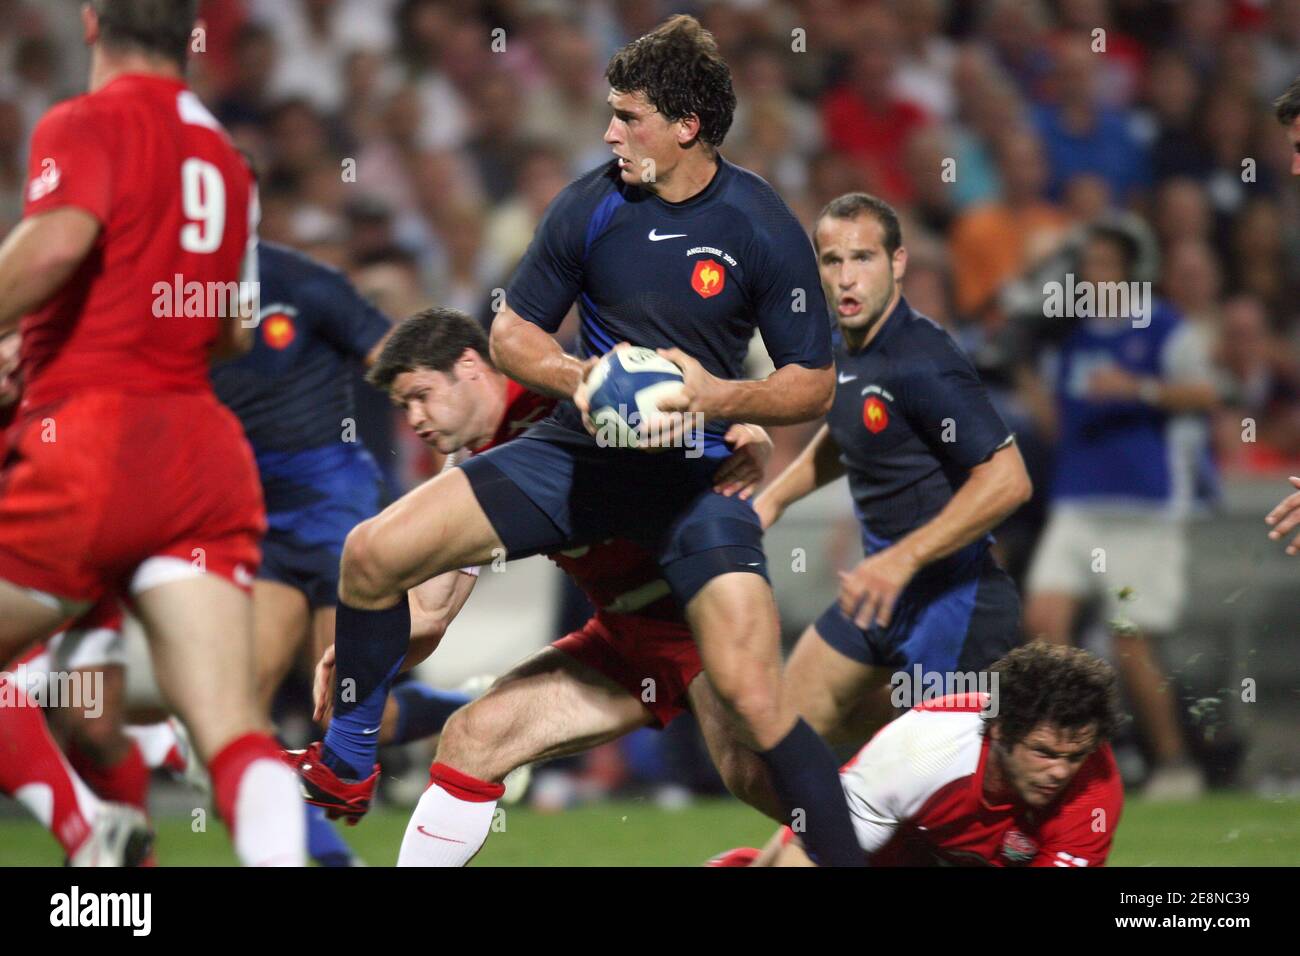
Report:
632,155,731,219
845,294,912,356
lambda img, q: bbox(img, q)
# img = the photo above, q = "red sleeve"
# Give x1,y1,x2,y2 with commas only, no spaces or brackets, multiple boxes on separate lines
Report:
23,101,114,224
1031,745,1125,868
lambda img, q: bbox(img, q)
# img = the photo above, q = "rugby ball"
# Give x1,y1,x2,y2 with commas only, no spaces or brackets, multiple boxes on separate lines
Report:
582,346,685,448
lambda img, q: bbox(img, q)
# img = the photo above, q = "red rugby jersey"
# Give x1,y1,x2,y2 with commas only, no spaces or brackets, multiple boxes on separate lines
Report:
840,693,1124,867
19,74,255,408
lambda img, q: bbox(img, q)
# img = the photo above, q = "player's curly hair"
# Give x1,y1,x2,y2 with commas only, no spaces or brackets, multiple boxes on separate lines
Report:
367,307,492,393
986,643,1121,749
605,15,737,149
90,0,199,66
1274,76,1300,125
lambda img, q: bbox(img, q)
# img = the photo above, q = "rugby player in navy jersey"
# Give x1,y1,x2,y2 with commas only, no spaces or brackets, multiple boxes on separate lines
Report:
754,193,1033,747
313,15,865,865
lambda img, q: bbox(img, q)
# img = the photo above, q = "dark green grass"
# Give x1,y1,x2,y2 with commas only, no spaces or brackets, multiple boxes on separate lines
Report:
1,794,1296,866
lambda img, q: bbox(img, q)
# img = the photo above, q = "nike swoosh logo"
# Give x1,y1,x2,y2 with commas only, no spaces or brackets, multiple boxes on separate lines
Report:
417,825,467,843
648,229,687,241
361,726,380,736
837,373,857,384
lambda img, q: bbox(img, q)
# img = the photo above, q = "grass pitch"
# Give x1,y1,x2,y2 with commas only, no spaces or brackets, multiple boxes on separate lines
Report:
1,793,1296,866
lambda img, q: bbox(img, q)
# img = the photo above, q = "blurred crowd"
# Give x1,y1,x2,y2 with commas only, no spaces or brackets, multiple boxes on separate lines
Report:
3,0,1298,487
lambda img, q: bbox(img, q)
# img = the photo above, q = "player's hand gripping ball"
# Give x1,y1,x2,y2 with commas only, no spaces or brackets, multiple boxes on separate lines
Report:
579,345,686,449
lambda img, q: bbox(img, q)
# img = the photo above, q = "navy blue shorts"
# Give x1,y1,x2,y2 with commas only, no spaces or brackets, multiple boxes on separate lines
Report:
460,406,767,606
257,448,384,608
815,555,1021,672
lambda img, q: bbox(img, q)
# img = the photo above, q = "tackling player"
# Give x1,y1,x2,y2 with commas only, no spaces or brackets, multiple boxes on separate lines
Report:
315,15,865,866
753,193,1032,747
743,643,1124,867
0,0,304,866
295,308,783,863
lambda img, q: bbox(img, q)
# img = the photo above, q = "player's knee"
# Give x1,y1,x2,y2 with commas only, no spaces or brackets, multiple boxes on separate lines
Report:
339,521,400,604
435,697,511,780
709,670,782,738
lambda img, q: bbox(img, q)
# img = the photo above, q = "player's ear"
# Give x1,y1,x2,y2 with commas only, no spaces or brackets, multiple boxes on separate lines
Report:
81,2,100,46
677,114,701,146
891,245,908,284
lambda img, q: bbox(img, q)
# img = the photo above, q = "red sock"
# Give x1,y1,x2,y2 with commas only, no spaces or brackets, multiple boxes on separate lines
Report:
0,675,99,855
209,732,305,867
67,739,150,813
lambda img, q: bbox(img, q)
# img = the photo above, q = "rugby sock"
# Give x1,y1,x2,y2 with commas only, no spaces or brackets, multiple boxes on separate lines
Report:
210,732,306,867
125,721,185,773
758,718,866,867
0,673,101,855
397,762,504,867
322,599,411,779
67,738,150,812
305,803,355,867
390,682,472,745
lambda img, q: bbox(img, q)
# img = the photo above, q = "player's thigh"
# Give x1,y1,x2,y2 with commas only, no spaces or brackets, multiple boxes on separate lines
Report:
0,579,84,663
685,572,787,737
1023,591,1080,645
133,573,258,763
437,646,650,780
252,579,311,700
344,467,504,598
784,621,888,742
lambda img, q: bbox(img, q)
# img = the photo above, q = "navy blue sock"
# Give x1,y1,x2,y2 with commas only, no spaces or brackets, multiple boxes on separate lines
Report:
304,803,354,867
390,682,472,745
321,599,410,779
759,718,867,867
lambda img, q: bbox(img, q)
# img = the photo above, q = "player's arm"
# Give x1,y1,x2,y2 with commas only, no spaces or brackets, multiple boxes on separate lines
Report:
844,440,1031,628
0,209,100,335
655,348,834,425
1087,323,1218,412
489,305,590,399
404,568,479,667
841,342,1031,629
752,424,846,529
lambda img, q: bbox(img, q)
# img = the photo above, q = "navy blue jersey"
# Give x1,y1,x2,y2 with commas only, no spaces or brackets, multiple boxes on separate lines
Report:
212,242,390,515
827,297,1013,571
505,157,832,455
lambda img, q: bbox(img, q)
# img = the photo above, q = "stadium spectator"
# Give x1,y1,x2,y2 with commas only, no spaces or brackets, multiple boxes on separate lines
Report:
1020,224,1218,800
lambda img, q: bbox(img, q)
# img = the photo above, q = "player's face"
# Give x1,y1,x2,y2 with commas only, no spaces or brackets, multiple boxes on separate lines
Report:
815,215,906,334
1079,237,1128,289
995,722,1099,808
604,89,685,190
391,366,479,454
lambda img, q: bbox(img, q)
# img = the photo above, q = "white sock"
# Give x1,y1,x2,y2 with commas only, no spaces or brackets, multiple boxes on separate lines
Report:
397,763,503,867
125,722,180,769
224,756,306,867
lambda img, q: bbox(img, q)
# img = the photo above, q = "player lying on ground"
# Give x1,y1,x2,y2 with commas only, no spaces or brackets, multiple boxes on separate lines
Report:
753,193,1032,749
294,309,785,865
311,15,864,866
723,643,1124,867
0,0,303,865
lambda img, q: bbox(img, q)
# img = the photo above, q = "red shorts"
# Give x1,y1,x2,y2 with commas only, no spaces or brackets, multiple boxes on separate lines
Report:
552,612,702,728
0,390,264,604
